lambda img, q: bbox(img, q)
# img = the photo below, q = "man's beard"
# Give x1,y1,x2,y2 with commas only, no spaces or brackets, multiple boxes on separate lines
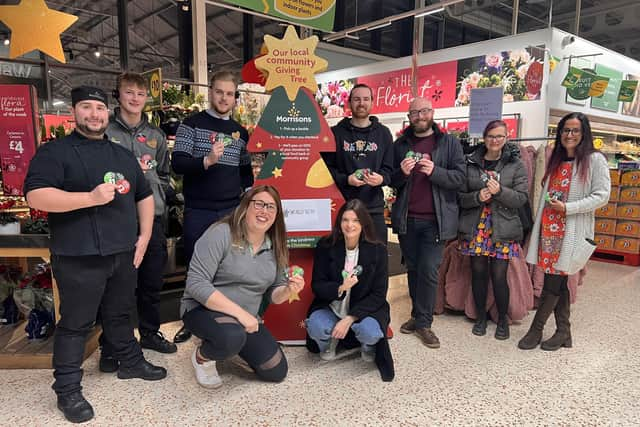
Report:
411,119,433,134
76,122,107,139
212,102,232,116
351,107,370,119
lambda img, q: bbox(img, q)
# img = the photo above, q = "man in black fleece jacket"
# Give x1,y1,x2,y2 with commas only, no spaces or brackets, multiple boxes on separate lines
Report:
325,84,394,244
171,70,253,343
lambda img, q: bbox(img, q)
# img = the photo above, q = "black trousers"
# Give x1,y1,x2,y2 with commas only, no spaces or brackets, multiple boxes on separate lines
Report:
51,251,143,396
102,218,167,354
183,306,288,382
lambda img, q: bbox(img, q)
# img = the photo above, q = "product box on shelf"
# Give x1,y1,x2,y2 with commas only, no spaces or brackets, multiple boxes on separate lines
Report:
594,234,615,250
620,170,640,186
596,202,617,218
613,237,640,253
610,169,621,186
619,187,640,202
616,204,640,219
595,218,616,234
615,220,640,238
609,186,620,202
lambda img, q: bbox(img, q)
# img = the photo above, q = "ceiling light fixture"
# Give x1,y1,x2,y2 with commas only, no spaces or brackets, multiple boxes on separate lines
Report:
3,37,9,46
415,7,444,18
366,22,392,32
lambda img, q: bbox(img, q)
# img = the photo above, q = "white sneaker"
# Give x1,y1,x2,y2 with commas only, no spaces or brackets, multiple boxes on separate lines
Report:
361,349,375,363
191,347,222,389
319,339,338,361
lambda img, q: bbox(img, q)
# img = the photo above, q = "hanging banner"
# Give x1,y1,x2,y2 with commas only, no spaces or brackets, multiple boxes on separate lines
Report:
618,80,638,102
591,64,623,112
223,0,336,32
468,87,504,137
622,74,640,117
566,68,598,100
0,85,39,195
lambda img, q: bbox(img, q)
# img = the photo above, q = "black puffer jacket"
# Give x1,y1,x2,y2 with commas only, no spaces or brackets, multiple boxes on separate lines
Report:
458,143,529,243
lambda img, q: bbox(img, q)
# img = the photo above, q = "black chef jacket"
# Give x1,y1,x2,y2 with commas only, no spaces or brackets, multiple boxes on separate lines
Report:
24,131,152,256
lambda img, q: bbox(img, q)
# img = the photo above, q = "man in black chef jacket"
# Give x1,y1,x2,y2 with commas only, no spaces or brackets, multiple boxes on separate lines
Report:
24,86,167,424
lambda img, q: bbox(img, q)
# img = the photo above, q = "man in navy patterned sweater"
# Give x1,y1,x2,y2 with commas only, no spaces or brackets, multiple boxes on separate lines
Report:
171,71,253,343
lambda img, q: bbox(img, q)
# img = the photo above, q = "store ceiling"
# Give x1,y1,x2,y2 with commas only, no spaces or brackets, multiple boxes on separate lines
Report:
1,0,639,103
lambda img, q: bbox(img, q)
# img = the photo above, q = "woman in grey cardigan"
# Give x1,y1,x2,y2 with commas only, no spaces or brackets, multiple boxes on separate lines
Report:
518,112,610,351
458,120,529,340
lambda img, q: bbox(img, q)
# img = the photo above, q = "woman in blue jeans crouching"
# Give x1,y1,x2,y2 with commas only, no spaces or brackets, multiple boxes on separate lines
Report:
305,199,394,381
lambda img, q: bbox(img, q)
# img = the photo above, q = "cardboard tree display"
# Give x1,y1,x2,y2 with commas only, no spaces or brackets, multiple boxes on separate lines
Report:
247,26,345,342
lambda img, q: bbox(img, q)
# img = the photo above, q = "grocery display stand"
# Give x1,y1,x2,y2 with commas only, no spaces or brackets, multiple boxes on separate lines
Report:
0,235,99,369
593,168,640,266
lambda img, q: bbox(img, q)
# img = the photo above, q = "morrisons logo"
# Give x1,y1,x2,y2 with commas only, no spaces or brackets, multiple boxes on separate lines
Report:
0,62,34,78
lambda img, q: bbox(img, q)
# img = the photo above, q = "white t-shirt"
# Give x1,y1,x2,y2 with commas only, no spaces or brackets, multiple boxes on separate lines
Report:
330,246,359,319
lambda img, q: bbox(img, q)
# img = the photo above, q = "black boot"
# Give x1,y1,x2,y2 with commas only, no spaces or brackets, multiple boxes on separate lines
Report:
495,317,510,340
98,353,119,373
117,359,167,381
518,291,560,350
472,314,487,336
140,331,178,353
173,325,192,343
57,391,94,423
541,287,572,351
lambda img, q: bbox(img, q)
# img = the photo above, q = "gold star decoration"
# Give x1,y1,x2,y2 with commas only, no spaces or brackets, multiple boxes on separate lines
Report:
288,291,301,304
272,166,283,178
256,141,263,149
0,0,78,64
255,25,328,101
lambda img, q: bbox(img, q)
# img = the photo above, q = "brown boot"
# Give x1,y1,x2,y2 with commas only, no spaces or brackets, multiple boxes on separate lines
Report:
541,287,572,351
518,291,559,350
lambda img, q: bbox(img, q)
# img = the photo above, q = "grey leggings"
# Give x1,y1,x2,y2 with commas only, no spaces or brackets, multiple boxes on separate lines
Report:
183,306,288,382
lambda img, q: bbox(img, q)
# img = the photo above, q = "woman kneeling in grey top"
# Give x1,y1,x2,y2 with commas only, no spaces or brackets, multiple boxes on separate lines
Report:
181,185,305,388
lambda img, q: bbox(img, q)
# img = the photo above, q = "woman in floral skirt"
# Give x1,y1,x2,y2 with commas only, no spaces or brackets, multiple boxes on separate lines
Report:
458,120,529,339
518,112,610,351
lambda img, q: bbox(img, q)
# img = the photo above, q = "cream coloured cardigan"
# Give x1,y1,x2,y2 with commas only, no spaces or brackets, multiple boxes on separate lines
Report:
526,152,611,274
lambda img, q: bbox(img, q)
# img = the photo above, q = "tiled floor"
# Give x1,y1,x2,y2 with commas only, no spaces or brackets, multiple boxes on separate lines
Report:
1,260,638,426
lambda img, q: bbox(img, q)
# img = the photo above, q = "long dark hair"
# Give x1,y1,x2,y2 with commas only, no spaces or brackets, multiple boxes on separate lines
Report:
223,185,288,269
328,199,379,246
543,112,600,184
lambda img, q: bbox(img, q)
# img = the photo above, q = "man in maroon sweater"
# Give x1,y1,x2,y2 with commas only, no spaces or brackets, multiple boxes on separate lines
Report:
390,97,465,348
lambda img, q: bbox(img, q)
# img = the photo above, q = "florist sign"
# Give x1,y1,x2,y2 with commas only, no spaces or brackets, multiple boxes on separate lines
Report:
455,47,545,106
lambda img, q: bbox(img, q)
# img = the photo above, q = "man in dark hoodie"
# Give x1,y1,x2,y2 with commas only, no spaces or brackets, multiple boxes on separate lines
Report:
390,97,465,349
326,84,394,244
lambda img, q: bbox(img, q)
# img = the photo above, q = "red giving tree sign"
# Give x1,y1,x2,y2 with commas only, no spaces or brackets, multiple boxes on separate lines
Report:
0,85,39,195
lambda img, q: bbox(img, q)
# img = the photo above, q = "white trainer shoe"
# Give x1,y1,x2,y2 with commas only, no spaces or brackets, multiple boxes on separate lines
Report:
191,347,222,389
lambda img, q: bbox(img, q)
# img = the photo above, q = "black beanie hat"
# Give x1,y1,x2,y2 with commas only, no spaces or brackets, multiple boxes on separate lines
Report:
71,86,108,107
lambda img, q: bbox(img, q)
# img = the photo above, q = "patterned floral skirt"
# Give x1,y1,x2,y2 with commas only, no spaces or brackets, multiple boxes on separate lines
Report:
459,206,520,259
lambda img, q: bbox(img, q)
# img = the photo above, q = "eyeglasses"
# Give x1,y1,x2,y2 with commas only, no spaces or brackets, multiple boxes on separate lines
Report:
561,128,582,135
408,107,433,118
250,199,277,213
485,135,506,141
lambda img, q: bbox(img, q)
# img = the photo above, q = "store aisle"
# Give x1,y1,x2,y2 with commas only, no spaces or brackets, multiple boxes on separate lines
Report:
1,261,638,426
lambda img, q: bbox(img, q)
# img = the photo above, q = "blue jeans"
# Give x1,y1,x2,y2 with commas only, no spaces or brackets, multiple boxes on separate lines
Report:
398,218,445,329
306,308,383,353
